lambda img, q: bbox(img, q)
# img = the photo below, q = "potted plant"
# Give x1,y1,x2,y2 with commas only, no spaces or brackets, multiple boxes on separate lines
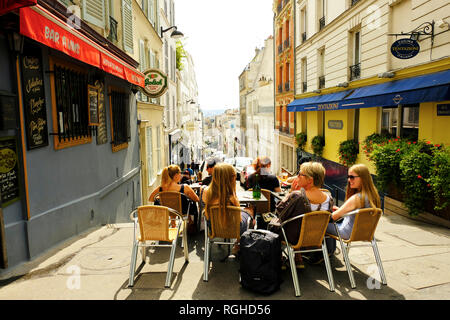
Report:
311,135,325,158
296,132,307,150
338,139,359,167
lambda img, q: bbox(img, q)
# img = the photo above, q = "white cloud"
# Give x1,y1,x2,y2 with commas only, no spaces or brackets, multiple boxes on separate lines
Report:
176,0,274,111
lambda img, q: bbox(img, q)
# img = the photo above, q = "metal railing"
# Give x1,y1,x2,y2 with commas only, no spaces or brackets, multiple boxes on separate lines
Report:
349,63,361,80
285,81,290,92
302,32,307,43
351,0,360,6
284,37,290,50
107,16,118,43
319,76,325,89
319,16,325,31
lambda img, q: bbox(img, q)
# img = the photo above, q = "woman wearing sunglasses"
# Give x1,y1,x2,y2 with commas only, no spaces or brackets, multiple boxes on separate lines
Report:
325,163,381,255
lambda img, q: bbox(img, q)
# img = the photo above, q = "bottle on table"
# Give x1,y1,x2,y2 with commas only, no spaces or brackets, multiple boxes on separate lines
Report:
253,174,261,200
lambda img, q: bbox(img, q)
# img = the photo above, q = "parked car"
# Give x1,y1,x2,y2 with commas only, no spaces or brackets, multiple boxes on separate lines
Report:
234,157,253,181
224,157,235,166
240,164,255,188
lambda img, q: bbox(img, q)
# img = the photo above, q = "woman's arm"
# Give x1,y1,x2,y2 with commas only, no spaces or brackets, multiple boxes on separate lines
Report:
149,186,160,202
331,194,359,221
184,185,200,202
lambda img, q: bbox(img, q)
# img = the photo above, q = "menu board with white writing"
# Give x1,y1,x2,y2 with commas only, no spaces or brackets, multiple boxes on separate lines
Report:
0,137,20,207
21,44,49,150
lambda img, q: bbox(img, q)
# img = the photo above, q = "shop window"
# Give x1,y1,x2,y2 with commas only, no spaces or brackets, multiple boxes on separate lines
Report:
51,59,92,150
109,89,130,152
381,104,419,140
401,104,419,141
381,106,398,137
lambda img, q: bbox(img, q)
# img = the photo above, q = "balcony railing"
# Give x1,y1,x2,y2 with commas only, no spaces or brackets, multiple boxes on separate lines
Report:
278,84,283,93
284,0,289,6
277,4,282,14
107,16,118,43
319,76,325,89
302,82,307,92
285,81,290,92
319,16,325,31
351,0,360,6
278,44,283,54
284,38,290,50
302,32,307,43
350,63,361,81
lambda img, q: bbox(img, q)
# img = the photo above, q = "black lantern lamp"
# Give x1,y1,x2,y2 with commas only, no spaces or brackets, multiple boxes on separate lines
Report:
160,26,184,39
7,31,24,55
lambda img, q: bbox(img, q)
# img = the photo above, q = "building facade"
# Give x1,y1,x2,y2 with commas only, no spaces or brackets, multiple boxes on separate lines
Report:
290,0,450,190
243,37,276,164
0,0,144,272
133,0,166,205
274,0,297,176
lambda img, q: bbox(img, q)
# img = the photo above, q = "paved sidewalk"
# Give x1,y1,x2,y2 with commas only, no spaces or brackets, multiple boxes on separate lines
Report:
0,212,450,300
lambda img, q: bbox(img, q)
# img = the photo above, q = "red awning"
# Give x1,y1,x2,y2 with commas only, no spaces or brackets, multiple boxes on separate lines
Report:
19,5,145,87
0,0,36,16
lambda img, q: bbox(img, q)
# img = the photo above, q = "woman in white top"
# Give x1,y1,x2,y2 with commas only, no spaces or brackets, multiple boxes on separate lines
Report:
288,161,331,267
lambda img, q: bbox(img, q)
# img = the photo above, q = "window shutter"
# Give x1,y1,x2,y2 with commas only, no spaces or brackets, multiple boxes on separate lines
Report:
139,40,145,71
83,0,105,27
122,0,134,53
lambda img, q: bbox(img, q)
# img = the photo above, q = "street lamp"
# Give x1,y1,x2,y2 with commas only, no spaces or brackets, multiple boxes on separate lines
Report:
7,31,24,55
160,26,184,39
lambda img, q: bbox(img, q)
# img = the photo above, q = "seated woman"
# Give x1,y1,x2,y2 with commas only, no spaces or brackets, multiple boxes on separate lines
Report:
149,165,199,218
247,156,281,212
202,163,254,252
273,161,332,268
325,163,381,256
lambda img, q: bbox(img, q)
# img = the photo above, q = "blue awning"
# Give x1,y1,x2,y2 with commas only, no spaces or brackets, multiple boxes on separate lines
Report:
288,69,450,112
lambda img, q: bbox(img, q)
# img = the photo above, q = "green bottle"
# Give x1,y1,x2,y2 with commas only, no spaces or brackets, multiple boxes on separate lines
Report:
253,174,261,200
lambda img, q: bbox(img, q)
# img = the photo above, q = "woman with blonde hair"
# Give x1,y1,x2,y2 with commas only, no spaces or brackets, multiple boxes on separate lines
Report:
325,163,381,256
149,165,199,215
202,163,254,243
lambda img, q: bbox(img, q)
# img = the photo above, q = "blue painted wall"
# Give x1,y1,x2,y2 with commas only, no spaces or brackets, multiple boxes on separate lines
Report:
0,40,142,274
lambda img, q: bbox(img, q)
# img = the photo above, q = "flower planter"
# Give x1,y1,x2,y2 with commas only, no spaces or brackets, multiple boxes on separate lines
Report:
384,196,450,229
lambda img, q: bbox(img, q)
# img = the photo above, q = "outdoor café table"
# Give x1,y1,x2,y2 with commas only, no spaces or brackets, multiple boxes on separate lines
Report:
236,190,268,229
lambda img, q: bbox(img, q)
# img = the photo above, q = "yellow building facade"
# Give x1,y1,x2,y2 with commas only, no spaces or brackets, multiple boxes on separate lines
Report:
291,0,450,174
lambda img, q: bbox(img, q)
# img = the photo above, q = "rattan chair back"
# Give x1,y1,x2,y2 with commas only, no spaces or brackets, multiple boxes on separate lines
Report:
349,208,382,242
261,189,271,212
137,205,171,242
208,205,241,239
292,210,330,249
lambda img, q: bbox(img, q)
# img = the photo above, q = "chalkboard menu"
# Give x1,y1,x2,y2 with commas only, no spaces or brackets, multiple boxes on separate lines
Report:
88,85,99,126
0,91,17,130
21,44,49,150
0,137,20,207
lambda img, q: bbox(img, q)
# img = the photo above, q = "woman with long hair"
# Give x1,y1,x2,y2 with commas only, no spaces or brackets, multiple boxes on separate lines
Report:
202,163,254,249
149,165,199,213
325,163,381,255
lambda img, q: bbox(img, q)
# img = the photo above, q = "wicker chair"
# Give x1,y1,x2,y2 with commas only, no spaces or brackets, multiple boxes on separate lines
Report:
203,205,244,282
280,210,335,297
128,205,188,288
157,191,192,251
327,208,386,288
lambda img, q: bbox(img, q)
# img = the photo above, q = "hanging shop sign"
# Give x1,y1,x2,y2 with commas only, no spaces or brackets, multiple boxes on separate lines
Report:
391,39,420,59
0,137,20,207
20,43,49,149
142,69,168,98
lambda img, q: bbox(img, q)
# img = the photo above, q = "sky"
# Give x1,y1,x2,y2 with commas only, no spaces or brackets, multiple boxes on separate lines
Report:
175,0,274,111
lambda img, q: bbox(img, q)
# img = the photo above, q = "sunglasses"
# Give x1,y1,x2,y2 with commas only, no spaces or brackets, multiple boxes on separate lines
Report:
347,175,360,180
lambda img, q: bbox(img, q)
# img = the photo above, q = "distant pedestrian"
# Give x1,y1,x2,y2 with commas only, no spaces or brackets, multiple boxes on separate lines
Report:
201,157,217,187
187,164,194,176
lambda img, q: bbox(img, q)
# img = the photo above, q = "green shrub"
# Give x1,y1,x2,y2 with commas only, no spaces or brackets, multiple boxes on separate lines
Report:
311,135,325,158
338,139,359,167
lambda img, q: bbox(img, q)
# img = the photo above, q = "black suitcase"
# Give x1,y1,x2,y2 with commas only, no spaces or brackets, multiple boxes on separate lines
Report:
239,229,282,295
